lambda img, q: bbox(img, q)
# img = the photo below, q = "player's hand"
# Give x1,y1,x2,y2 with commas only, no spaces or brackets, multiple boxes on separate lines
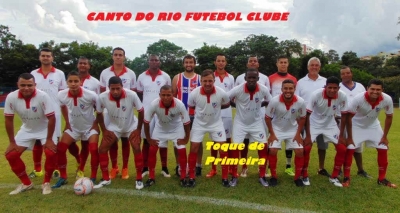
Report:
44,139,57,153
379,136,389,147
148,138,159,146
177,137,189,145
64,123,72,132
129,129,141,145
268,134,277,146
4,142,24,155
103,130,117,144
338,135,346,145
346,138,355,147
293,133,303,146
303,136,312,147
91,121,100,132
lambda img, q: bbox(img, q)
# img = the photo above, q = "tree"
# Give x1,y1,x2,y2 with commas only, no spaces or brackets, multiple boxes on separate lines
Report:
193,43,227,72
325,49,340,64
279,39,302,58
341,51,359,66
126,54,148,77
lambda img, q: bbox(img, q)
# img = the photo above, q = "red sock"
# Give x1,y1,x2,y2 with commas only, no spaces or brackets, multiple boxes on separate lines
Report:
148,145,159,179
134,153,144,180
89,143,99,179
241,140,249,170
79,140,90,171
188,152,197,179
33,141,43,172
303,145,312,178
68,142,80,165
6,151,31,185
331,143,346,178
377,149,388,181
57,142,69,179
230,150,239,178
44,149,57,183
344,148,355,178
99,153,110,181
109,142,118,169
177,148,187,180
159,147,167,168
121,138,130,169
269,155,277,178
258,146,268,178
142,139,150,168
219,149,228,179
294,155,304,180
211,148,218,171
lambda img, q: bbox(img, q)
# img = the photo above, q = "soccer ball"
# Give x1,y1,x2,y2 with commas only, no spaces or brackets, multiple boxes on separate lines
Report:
74,177,93,195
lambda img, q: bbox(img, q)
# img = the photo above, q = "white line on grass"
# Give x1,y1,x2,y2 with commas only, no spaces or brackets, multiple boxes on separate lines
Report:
0,183,323,213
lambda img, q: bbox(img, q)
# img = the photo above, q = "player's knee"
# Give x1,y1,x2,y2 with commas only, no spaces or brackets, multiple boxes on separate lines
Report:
44,149,56,158
294,149,303,157
269,148,278,155
57,142,69,153
5,151,20,162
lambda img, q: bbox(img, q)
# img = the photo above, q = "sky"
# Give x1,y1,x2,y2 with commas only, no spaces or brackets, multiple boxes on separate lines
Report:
0,0,400,60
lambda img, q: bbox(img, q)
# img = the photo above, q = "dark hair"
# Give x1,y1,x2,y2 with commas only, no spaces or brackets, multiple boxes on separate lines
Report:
39,48,52,56
183,54,196,64
215,53,226,60
277,55,289,62
148,54,160,61
78,56,92,66
201,69,214,78
109,76,123,86
112,47,125,56
282,79,295,85
160,85,172,92
340,66,351,73
245,68,258,77
367,79,384,88
326,76,340,85
18,73,35,82
67,71,79,79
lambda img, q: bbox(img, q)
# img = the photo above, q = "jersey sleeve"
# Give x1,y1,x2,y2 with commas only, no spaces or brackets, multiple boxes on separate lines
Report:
130,72,137,90
59,72,67,90
143,101,155,123
57,91,66,106
264,100,276,118
339,92,348,113
92,92,103,113
179,102,191,125
166,74,172,86
306,92,316,113
136,75,143,92
299,100,307,118
100,72,107,88
261,85,272,102
187,90,196,108
132,92,143,112
384,95,394,115
221,90,230,106
4,94,15,116
41,93,55,116
228,86,238,100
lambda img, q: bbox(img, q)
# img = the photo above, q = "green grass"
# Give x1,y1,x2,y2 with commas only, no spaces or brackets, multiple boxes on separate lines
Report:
0,108,399,213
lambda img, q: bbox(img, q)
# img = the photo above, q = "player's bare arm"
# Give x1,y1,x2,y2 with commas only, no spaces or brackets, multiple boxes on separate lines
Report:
172,74,179,97
61,105,71,131
304,112,312,146
338,112,348,145
294,116,306,146
380,114,393,146
4,116,25,154
265,116,277,146
177,123,191,145
144,122,158,146
129,109,144,145
221,102,230,109
346,113,355,146
45,114,57,153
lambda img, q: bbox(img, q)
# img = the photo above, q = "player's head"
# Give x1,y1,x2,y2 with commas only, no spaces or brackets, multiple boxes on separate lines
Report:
39,48,53,66
281,79,296,100
276,56,289,73
112,47,126,66
340,66,352,83
148,54,160,70
159,85,173,106
77,56,91,75
214,53,227,71
307,57,321,76
108,76,123,98
201,69,215,93
67,71,81,91
324,76,340,98
247,56,259,69
367,79,384,99
244,68,259,90
17,73,36,97
183,55,196,73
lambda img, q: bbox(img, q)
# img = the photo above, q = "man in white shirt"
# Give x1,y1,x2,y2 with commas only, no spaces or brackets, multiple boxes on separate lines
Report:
5,73,57,195
94,76,144,190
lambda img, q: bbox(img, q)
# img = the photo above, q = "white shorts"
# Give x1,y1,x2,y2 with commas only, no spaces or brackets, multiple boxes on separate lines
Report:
15,129,58,150
190,121,226,143
222,117,232,138
232,121,267,144
112,131,132,140
310,126,339,145
141,115,158,139
55,112,62,138
244,118,267,140
341,124,363,153
152,126,186,149
64,129,99,142
103,109,110,127
269,130,303,149
347,126,387,150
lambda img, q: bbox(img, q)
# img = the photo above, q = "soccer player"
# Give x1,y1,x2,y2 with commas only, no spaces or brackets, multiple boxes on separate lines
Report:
295,57,329,177
99,47,137,180
265,79,305,187
234,56,270,177
303,76,351,187
69,56,101,179
228,68,272,187
51,71,101,188
186,69,231,187
339,66,371,179
5,73,57,195
137,55,171,178
94,76,144,190
30,48,66,179
206,53,235,178
345,79,396,188
143,85,191,187
171,55,201,177
268,56,298,177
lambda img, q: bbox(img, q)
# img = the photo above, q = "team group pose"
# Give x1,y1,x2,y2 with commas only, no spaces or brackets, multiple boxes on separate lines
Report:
4,49,397,195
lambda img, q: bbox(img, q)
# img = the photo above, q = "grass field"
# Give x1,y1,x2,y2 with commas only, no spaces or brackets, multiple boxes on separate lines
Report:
0,108,399,213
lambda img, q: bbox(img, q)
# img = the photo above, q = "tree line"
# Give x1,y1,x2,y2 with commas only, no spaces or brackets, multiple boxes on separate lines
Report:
1,24,400,100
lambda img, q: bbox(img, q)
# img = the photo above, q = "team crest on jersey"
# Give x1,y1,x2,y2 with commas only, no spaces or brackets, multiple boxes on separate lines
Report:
259,133,264,139
170,113,175,117
212,102,217,108
333,134,338,139
255,97,259,103
376,107,380,112
84,86,88,89
10,103,13,110
217,132,222,137
291,108,296,113
122,106,126,111
49,79,54,84
156,81,161,86
332,105,336,110
121,78,128,84
80,104,85,109
225,129,229,134
224,83,227,88
31,106,37,112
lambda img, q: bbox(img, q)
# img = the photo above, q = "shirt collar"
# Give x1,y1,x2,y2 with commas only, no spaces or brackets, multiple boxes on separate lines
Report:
364,92,383,109
243,83,260,94
145,69,162,76
200,86,216,95
18,89,37,99
110,65,127,76
67,87,83,98
159,98,176,108
108,89,127,101
38,66,56,74
322,89,338,99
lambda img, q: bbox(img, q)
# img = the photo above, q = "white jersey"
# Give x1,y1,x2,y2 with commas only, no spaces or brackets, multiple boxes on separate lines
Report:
339,82,366,104
99,88,143,133
137,70,171,108
295,74,326,105
228,82,272,126
214,71,235,118
306,88,348,128
81,75,101,94
348,92,393,129
188,86,230,127
144,97,190,132
265,94,306,133
57,88,102,131
4,89,55,133
99,66,137,91
31,67,67,114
